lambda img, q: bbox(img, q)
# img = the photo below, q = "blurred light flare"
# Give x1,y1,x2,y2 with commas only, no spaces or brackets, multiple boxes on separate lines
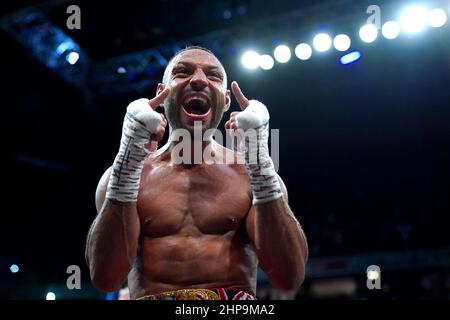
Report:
241,50,260,70
46,292,56,300
359,24,378,43
428,8,447,28
333,34,351,52
313,33,332,52
400,5,429,33
382,21,401,39
259,54,275,70
273,45,291,63
339,51,362,65
10,264,19,273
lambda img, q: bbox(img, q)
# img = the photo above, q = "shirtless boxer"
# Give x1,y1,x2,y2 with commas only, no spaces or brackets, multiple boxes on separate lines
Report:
85,46,308,300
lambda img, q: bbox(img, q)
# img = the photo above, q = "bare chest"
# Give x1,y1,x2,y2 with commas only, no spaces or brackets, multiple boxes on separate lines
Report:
137,164,252,237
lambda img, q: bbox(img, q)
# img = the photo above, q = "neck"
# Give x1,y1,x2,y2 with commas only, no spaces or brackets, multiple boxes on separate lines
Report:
156,130,220,165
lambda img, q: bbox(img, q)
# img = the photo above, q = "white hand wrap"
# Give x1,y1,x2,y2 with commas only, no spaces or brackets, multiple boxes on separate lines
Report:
106,98,163,202
235,100,283,204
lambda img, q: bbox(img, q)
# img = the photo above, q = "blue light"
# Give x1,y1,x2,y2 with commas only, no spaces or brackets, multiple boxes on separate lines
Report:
340,51,362,65
223,9,232,20
105,292,119,300
116,66,127,74
66,51,79,65
10,264,19,273
56,40,78,56
56,41,72,55
237,5,247,15
46,292,56,300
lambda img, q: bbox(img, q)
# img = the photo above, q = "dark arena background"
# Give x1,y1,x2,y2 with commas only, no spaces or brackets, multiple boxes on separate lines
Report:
1,0,450,300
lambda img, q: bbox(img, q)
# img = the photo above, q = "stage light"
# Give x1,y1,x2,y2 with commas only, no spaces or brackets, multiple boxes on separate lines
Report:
56,41,72,55
116,66,127,74
333,34,351,51
400,5,428,33
66,51,79,65
294,43,312,60
339,51,362,65
428,8,447,28
313,33,332,52
382,21,401,39
295,43,312,60
367,270,380,281
258,54,274,70
359,24,378,43
273,45,291,63
46,292,56,300
10,264,19,273
241,50,260,70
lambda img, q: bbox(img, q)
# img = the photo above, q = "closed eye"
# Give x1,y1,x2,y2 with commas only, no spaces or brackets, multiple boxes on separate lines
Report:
207,72,223,80
173,68,191,76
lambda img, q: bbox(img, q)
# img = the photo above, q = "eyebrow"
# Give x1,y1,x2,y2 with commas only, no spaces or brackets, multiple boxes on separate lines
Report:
173,61,223,72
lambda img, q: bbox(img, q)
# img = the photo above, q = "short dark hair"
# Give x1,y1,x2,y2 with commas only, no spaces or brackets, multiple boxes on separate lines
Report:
176,45,214,56
162,45,226,85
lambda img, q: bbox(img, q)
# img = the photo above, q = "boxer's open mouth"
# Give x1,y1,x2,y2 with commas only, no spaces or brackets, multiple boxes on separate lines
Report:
182,96,211,119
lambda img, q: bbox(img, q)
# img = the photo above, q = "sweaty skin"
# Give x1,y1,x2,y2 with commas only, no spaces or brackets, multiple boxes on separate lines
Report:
86,49,308,299
95,144,258,299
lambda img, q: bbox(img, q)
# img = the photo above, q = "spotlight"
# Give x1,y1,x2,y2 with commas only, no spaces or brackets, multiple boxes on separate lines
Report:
273,45,291,63
66,51,79,65
46,292,56,300
116,66,127,74
56,41,72,55
339,51,362,65
10,264,19,273
258,54,274,70
400,5,428,33
313,33,332,52
359,24,378,43
241,50,260,70
333,34,351,52
295,43,312,60
382,21,401,39
428,8,447,28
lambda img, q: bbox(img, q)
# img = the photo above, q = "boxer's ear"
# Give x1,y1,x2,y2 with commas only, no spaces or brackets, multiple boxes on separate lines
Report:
156,83,165,95
224,89,231,112
156,83,166,108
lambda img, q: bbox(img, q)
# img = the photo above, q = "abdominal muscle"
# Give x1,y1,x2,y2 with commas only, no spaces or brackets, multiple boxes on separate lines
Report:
127,232,257,299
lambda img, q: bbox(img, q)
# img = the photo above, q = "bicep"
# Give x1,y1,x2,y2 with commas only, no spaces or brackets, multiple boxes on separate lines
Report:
95,167,112,213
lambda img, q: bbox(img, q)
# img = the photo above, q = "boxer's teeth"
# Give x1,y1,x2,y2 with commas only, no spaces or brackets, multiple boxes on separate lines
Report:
183,98,210,115
183,96,208,105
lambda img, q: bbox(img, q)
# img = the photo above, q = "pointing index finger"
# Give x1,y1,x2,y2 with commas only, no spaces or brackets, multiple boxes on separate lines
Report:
148,86,170,110
231,81,249,110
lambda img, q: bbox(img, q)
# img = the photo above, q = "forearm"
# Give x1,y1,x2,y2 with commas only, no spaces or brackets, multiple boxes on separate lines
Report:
86,200,140,291
86,97,166,291
254,198,308,290
233,99,308,289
